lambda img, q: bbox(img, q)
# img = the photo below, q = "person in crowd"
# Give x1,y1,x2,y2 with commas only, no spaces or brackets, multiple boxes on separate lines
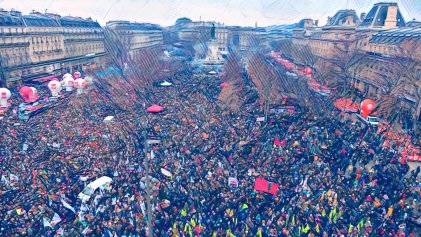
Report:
0,67,419,237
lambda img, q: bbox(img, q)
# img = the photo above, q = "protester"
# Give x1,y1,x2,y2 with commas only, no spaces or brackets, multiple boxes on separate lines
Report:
0,66,420,237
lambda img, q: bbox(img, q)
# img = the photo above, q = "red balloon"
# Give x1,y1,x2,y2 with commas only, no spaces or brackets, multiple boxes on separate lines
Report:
361,109,370,118
19,86,37,103
361,99,376,113
74,72,81,79
305,67,312,76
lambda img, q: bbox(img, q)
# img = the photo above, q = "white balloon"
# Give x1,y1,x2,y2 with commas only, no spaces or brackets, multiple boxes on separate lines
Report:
62,77,75,92
30,87,38,96
48,80,62,97
0,88,11,107
74,78,87,95
63,73,73,79
84,76,94,85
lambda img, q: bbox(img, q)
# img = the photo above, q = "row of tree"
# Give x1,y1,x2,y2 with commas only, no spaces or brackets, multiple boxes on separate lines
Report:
270,38,420,133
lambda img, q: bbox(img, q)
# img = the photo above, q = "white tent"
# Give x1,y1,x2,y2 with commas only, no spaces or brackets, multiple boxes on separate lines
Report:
208,70,217,75
160,81,172,86
103,116,114,123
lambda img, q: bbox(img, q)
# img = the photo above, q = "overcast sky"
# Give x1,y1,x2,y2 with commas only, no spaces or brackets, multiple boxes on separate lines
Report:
1,0,420,27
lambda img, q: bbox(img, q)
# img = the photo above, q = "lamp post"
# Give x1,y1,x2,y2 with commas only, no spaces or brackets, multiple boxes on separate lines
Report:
142,121,154,237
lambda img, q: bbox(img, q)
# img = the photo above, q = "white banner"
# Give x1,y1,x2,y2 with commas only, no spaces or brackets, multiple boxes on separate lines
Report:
161,168,172,177
228,177,238,187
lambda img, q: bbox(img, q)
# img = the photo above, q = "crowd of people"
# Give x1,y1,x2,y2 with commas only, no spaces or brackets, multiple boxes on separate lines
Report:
0,65,420,237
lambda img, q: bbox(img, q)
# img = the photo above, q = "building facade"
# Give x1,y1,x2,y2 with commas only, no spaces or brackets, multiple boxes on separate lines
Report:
0,9,105,87
105,21,163,58
290,2,421,129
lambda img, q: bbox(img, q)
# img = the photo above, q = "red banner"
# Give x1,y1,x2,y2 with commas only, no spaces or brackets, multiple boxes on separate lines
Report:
254,178,278,195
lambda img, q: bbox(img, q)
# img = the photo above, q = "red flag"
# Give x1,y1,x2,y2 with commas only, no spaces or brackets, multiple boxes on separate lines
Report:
254,178,278,195
274,137,282,146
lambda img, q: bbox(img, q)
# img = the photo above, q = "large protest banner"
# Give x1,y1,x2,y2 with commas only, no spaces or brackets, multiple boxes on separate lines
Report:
254,178,278,195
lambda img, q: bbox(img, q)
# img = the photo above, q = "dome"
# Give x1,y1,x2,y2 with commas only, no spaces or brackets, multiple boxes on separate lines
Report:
175,17,192,28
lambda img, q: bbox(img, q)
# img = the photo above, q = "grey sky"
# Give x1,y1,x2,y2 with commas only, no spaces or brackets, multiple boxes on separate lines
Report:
2,0,421,27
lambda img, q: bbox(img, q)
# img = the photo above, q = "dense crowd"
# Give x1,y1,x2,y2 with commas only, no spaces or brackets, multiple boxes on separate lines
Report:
0,66,420,237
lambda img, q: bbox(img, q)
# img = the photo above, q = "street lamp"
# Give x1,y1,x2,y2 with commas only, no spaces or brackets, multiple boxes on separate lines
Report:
141,121,154,237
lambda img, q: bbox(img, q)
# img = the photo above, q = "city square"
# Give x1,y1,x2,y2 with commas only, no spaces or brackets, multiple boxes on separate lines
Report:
0,1,420,236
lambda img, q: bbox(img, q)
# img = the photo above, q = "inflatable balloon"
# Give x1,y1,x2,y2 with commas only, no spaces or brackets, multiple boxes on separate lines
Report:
360,99,376,118
84,76,94,85
63,73,72,79
62,76,74,92
48,80,62,97
51,77,59,81
74,71,81,79
0,88,11,107
305,67,312,76
30,87,40,101
361,110,370,118
74,78,87,95
19,86,38,103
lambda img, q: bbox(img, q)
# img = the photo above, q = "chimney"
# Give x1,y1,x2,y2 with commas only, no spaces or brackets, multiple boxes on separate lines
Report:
30,10,43,16
0,8,9,15
9,9,22,17
315,20,319,26
360,12,366,21
384,4,398,29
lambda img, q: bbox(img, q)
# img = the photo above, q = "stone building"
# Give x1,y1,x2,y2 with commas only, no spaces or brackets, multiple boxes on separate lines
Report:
105,21,163,58
0,9,105,87
290,2,420,129
59,15,105,72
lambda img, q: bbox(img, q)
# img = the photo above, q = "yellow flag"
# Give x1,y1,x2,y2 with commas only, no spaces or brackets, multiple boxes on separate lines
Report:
322,209,326,217
16,208,22,215
190,218,196,227
316,224,320,233
387,206,393,216
348,224,353,233
181,209,187,217
329,210,334,220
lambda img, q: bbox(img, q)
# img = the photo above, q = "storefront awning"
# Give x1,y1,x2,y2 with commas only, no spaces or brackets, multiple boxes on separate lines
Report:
32,75,55,83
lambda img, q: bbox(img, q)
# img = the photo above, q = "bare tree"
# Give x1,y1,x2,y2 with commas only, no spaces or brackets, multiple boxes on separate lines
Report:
270,39,294,58
397,40,421,133
103,28,131,73
294,44,319,68
93,28,165,108
374,60,406,120
313,58,333,85
329,41,365,97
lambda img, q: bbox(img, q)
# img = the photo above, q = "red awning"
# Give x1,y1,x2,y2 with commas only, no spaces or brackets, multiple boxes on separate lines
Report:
32,75,56,83
220,82,229,87
334,98,359,112
146,104,164,113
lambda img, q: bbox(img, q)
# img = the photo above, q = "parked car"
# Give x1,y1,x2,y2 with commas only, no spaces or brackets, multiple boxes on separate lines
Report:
355,114,380,126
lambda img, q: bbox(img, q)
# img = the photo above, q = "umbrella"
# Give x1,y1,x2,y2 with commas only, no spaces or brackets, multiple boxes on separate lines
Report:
220,82,229,87
208,71,217,75
160,81,172,86
146,104,164,113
